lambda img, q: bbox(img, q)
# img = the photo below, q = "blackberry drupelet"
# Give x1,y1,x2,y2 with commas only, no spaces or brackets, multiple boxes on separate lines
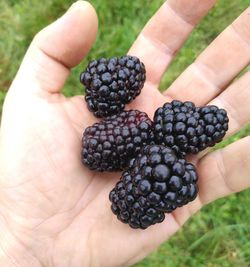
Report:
109,145,198,229
82,110,154,172
153,100,229,157
80,55,146,118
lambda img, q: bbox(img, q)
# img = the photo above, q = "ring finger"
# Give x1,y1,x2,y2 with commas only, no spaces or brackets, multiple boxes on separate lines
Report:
164,8,250,106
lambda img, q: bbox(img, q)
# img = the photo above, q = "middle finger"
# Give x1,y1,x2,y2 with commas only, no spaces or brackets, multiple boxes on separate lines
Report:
128,0,217,87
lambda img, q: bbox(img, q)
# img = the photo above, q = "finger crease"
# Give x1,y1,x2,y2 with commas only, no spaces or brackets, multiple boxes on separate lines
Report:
231,23,250,48
141,32,175,57
216,150,235,194
216,97,242,131
169,212,183,229
37,44,71,71
144,79,159,90
166,3,195,27
193,61,220,93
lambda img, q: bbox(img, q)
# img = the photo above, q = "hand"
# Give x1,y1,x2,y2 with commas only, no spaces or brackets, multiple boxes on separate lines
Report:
0,1,249,266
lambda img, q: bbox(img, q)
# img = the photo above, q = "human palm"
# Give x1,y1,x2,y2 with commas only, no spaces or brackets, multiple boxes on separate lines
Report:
0,1,249,267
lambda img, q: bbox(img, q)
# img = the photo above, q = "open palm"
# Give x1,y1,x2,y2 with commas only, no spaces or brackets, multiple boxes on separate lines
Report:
0,1,249,266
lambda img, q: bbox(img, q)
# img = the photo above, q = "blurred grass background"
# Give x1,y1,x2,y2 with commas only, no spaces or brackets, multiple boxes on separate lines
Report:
0,0,249,266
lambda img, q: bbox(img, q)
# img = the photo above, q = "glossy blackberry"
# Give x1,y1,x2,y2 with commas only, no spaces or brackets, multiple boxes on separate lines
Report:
80,55,146,118
153,100,229,157
82,110,154,171
109,145,198,229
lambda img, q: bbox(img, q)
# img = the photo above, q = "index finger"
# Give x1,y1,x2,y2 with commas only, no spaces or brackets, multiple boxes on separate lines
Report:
128,0,217,87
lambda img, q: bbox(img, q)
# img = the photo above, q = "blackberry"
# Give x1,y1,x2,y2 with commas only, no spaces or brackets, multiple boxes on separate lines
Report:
80,55,146,118
109,145,198,229
82,110,154,171
153,100,229,157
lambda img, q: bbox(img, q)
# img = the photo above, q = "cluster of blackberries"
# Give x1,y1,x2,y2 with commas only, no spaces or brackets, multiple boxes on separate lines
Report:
82,110,154,172
80,56,145,118
80,56,229,229
109,145,198,229
154,100,229,158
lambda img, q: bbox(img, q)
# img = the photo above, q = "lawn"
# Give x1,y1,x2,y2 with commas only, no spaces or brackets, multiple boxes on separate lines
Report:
0,0,250,266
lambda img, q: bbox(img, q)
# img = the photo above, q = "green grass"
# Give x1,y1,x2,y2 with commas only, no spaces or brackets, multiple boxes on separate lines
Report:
0,0,249,266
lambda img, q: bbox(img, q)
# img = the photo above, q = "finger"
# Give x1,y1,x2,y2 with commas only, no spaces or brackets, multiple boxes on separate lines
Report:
197,136,250,205
128,0,216,87
208,71,250,138
165,8,250,105
11,1,98,95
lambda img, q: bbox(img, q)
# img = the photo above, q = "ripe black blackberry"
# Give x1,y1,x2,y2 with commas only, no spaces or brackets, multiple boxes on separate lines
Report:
80,55,146,118
82,110,154,172
109,145,198,229
153,100,229,157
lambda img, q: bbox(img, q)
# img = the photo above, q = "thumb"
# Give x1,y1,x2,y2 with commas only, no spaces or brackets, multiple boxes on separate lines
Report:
11,0,98,95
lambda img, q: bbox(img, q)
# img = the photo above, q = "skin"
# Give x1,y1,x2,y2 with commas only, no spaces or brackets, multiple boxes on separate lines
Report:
0,0,249,266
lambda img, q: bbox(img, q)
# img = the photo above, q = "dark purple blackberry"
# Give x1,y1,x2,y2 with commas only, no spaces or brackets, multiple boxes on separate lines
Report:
109,145,198,229
80,55,146,118
82,110,154,171
153,100,229,157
